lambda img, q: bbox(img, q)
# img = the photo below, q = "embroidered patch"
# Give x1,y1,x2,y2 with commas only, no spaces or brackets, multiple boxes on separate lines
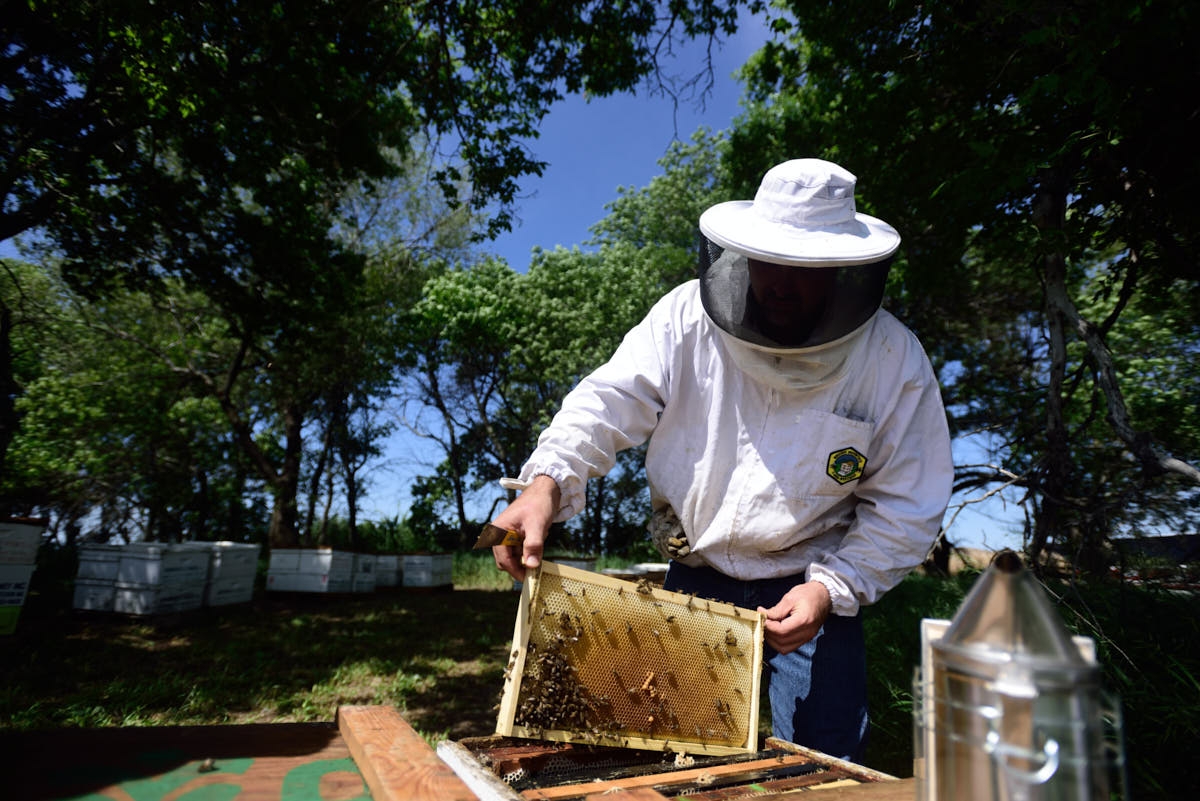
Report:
826,447,867,485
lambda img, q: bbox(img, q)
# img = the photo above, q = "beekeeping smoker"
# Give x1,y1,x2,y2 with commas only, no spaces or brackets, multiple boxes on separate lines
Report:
491,158,954,762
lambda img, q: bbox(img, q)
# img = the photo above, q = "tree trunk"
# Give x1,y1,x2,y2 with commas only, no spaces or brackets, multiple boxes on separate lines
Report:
304,423,333,543
267,402,305,548
1031,169,1071,573
344,462,360,552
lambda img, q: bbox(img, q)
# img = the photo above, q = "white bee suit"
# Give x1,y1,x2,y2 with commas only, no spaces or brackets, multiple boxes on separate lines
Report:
511,279,953,617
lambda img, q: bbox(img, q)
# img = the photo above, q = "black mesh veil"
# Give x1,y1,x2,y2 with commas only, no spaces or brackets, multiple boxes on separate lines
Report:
697,233,892,349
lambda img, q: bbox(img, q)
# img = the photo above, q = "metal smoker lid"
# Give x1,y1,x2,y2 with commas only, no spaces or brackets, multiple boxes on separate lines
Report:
934,551,1097,684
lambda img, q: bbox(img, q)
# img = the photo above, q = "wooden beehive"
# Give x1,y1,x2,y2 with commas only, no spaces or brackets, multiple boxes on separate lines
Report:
496,561,764,755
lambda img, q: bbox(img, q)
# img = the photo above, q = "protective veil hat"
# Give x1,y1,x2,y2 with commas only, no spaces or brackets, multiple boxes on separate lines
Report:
699,159,900,267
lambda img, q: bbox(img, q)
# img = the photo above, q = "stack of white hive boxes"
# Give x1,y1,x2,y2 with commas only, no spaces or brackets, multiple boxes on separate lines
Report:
266,549,383,593
351,553,376,593
375,554,400,588
112,543,210,615
189,541,261,606
267,548,353,593
74,541,261,614
73,544,123,612
402,553,453,588
0,520,43,635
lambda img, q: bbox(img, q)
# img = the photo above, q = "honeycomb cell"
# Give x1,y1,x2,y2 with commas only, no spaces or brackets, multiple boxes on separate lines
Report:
496,561,764,755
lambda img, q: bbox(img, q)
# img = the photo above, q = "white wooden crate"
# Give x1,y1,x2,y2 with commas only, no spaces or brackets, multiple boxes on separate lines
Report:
182,541,261,581
77,544,122,581
204,575,255,607
266,570,353,593
375,555,400,587
0,563,35,607
73,578,116,612
402,554,453,588
0,521,43,564
113,580,204,615
117,543,209,586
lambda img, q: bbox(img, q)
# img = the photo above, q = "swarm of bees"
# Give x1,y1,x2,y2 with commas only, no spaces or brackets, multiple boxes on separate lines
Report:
514,641,605,733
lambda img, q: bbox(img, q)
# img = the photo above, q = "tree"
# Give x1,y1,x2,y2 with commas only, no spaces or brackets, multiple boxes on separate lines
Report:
729,0,1200,570
2,0,758,536
397,238,691,549
2,267,271,542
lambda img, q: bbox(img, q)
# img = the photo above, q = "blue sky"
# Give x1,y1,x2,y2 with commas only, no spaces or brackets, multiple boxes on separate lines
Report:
483,24,768,270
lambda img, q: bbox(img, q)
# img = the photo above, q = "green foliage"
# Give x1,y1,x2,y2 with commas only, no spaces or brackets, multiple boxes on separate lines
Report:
3,0,760,539
728,0,1200,562
399,238,693,549
1049,581,1200,798
2,267,270,539
454,551,518,591
402,132,731,546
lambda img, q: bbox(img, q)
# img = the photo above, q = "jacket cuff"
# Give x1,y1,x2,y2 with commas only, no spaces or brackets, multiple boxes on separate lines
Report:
505,466,581,522
806,565,860,617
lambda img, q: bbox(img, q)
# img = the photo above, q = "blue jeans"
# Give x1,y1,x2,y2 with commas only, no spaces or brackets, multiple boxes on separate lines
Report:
663,561,869,762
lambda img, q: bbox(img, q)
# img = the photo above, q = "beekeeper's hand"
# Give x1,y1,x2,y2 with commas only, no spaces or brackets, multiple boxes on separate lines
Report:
758,581,832,654
491,475,560,582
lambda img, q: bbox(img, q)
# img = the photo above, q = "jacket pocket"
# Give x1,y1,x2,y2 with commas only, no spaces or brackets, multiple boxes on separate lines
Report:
760,409,874,499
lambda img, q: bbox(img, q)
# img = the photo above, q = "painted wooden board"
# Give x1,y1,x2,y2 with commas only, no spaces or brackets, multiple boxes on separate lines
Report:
0,721,366,801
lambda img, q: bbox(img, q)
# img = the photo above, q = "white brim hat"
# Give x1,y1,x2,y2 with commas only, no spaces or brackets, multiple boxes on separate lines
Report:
699,159,900,267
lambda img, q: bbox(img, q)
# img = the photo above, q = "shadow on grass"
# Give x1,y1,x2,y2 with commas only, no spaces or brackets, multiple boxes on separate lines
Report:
1,583,522,741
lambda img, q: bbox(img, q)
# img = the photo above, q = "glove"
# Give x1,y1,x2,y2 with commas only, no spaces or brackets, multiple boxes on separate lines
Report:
648,506,691,561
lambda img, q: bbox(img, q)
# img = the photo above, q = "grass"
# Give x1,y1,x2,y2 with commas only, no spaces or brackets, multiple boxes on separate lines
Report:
3,552,1198,798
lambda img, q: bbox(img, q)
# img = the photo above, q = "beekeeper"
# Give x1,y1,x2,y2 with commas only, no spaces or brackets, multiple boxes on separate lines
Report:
490,158,954,762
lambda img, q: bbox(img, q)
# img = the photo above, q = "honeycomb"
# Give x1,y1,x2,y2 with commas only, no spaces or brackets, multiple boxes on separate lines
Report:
495,561,764,755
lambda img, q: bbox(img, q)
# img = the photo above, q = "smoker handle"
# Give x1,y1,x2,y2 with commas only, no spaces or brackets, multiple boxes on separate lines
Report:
980,709,1061,787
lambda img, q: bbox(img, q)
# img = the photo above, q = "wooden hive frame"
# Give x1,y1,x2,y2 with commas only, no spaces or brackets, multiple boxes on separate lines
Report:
496,561,764,756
